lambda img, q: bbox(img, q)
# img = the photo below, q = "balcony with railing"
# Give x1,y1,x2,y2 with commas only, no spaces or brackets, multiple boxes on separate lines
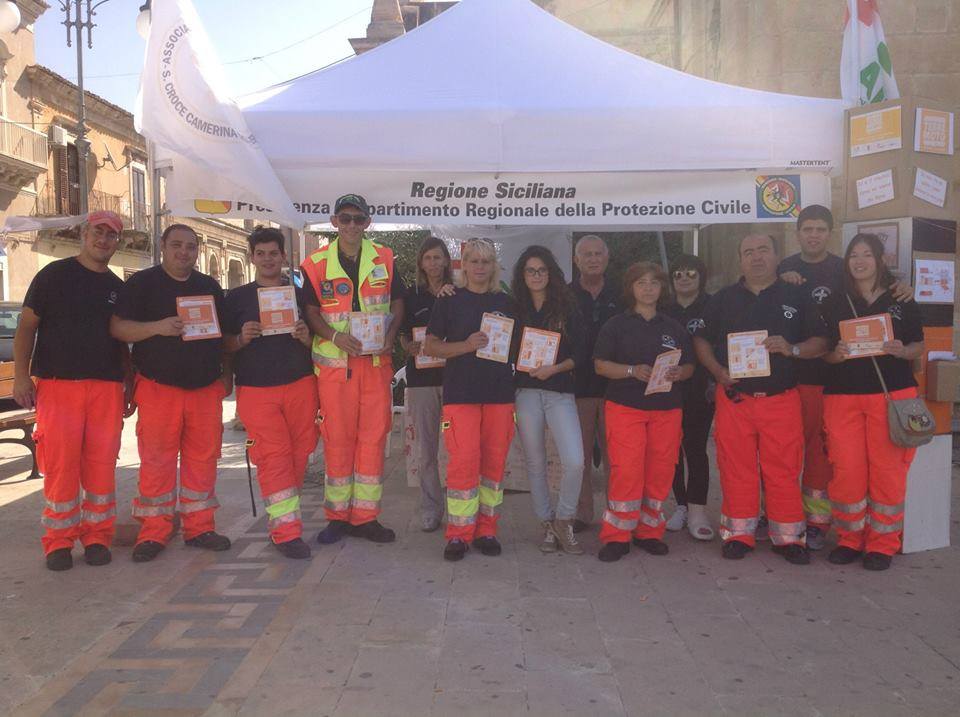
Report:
0,118,48,187
34,186,153,253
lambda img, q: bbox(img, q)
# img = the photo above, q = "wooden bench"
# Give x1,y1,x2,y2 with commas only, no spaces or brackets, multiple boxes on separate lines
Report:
0,361,40,480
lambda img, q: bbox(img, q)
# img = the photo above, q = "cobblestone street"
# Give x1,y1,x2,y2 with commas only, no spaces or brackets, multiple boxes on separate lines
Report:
1,398,959,716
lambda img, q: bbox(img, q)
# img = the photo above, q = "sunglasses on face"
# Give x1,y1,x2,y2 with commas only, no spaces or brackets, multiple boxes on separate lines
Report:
336,213,369,225
673,269,698,280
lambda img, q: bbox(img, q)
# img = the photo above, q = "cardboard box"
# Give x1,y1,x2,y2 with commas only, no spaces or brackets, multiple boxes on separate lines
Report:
926,360,960,403
844,97,958,222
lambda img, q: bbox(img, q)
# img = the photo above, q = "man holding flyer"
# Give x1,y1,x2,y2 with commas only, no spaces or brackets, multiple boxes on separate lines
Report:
693,234,827,564
301,194,405,545
111,224,232,562
224,227,317,559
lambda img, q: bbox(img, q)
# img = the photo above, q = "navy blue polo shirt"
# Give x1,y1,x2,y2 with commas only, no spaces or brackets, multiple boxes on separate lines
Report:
570,280,620,398
663,292,712,401
778,253,844,386
593,311,692,411
695,278,826,397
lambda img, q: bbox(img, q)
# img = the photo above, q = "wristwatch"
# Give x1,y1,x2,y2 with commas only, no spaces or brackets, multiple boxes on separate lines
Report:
790,344,801,357
626,365,634,377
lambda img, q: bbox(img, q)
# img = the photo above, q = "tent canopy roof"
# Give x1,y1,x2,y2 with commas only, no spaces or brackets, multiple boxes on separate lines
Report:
240,0,843,174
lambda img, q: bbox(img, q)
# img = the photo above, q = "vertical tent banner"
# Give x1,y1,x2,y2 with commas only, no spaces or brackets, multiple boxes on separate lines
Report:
840,0,900,107
135,0,298,226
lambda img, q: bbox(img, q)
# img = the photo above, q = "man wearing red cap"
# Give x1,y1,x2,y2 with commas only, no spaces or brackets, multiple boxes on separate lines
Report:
14,211,131,571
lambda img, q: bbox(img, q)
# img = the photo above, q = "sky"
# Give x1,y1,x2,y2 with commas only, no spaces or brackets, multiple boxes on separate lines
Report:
34,0,375,113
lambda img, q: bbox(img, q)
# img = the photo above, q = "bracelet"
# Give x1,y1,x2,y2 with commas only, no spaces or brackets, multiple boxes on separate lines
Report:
331,330,339,344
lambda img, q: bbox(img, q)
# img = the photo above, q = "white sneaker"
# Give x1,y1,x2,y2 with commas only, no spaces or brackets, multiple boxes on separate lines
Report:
686,503,715,541
666,505,688,532
421,514,442,532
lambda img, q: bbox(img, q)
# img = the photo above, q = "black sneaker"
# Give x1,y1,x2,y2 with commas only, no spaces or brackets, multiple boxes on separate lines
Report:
185,531,231,551
316,520,350,545
350,520,396,543
773,543,811,565
863,552,892,571
45,548,73,571
132,540,165,563
472,536,502,556
721,540,753,560
598,541,630,562
444,539,468,562
274,537,311,560
828,546,862,565
632,538,669,556
84,543,112,566
572,519,590,534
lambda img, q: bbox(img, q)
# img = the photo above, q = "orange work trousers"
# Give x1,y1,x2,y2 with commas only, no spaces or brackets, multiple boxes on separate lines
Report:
714,387,805,548
237,375,319,544
132,376,225,545
35,378,123,554
317,356,393,526
822,388,917,556
600,402,682,544
797,384,833,528
442,403,515,542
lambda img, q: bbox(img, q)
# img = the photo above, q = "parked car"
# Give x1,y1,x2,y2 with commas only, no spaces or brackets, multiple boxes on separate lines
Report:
0,302,22,362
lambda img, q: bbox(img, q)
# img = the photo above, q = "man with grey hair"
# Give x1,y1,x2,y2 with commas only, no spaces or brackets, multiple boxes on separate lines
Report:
569,234,620,532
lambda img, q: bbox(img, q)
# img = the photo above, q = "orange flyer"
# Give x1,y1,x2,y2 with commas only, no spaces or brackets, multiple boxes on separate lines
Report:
839,313,894,358
176,295,221,341
257,286,299,336
517,327,561,373
413,326,445,369
727,330,770,379
476,312,514,364
644,349,683,395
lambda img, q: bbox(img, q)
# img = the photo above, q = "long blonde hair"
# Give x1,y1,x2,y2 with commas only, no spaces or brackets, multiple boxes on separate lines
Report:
459,238,501,292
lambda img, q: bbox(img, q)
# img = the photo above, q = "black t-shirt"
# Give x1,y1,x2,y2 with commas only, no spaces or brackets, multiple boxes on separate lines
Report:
570,280,620,398
223,281,314,388
593,311,693,411
23,257,125,382
302,250,405,311
114,265,224,389
663,292,712,402
400,284,443,388
695,278,826,397
778,253,844,386
515,304,585,395
426,288,518,405
822,290,922,395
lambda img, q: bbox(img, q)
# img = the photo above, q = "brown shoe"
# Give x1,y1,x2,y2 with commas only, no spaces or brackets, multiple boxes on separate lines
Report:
551,519,584,555
539,521,557,553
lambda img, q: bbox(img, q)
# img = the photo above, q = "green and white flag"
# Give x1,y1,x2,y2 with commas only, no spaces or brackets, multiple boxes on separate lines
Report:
840,0,899,106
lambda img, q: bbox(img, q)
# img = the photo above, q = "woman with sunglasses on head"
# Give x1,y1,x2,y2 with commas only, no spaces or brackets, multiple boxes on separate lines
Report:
424,239,519,562
820,233,924,571
511,246,586,555
662,254,715,541
593,262,694,562
399,237,454,533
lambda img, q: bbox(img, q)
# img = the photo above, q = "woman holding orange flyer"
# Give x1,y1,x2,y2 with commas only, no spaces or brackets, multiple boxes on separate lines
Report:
399,237,453,533
424,239,519,562
593,262,694,562
821,233,924,571
511,246,586,555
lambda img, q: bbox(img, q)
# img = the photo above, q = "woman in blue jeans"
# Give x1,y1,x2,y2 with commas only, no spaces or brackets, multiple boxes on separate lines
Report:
511,246,586,555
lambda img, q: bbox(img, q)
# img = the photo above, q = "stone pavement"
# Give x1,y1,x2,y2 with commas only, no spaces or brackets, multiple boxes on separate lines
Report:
1,396,959,716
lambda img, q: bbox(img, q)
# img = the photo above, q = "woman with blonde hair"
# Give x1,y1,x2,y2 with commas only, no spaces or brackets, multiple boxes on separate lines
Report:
424,239,519,561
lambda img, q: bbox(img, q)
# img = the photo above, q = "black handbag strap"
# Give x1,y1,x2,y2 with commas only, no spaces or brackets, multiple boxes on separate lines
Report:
845,293,892,400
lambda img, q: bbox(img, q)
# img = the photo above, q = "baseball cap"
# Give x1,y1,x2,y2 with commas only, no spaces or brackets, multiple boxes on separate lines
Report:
334,194,370,216
87,210,123,234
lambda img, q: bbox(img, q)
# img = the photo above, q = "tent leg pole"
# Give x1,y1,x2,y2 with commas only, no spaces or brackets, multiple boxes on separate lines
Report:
657,231,669,271
693,225,700,256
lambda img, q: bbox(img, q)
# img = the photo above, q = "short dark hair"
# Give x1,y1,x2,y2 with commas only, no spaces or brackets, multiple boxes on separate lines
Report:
738,234,777,256
797,204,834,231
161,223,199,243
843,233,895,295
668,253,707,293
247,225,285,254
621,261,668,308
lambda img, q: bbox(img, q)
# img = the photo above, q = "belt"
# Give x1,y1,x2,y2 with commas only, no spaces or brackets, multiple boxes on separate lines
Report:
726,387,787,402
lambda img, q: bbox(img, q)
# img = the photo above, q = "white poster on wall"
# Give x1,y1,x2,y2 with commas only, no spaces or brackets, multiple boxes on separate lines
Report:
914,258,956,304
856,169,896,209
913,168,948,208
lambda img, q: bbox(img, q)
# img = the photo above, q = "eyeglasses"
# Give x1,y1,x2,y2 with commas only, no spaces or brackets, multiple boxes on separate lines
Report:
673,269,698,280
524,267,549,277
336,213,369,225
